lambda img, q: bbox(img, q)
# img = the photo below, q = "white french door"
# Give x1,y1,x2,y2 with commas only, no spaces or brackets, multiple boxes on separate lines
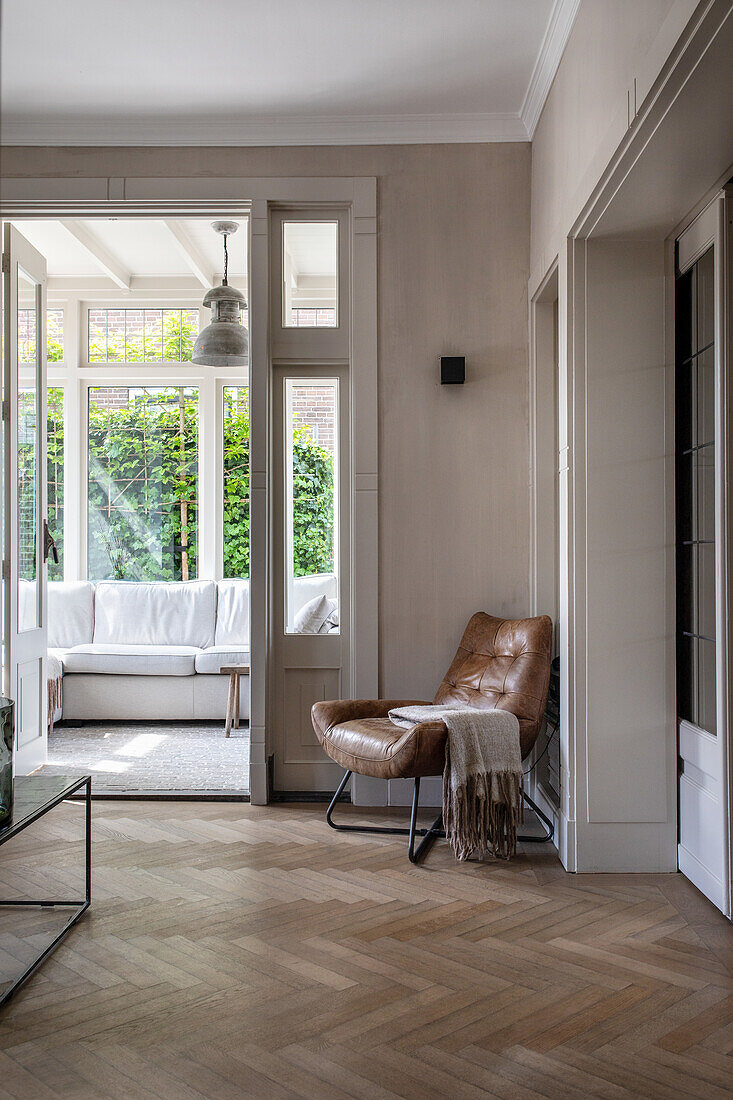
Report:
271,367,349,792
675,191,732,917
2,225,50,774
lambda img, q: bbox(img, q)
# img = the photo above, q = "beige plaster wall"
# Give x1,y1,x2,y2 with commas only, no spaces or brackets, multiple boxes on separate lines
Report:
1,143,532,700
530,0,698,275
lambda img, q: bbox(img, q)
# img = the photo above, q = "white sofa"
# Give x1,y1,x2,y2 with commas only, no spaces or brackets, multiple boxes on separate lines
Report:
48,573,337,723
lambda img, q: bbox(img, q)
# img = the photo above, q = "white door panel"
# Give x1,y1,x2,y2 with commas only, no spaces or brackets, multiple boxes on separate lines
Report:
3,224,49,775
675,193,732,918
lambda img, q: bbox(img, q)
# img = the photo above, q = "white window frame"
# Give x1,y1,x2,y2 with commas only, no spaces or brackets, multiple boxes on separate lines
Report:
42,283,250,584
1,178,378,806
80,300,203,368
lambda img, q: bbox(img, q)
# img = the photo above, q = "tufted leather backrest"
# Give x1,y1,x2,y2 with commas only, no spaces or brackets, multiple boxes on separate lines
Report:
433,611,553,759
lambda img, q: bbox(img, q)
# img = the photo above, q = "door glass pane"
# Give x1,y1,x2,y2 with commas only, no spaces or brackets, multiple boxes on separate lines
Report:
87,387,198,581
698,638,717,733
17,267,40,633
47,387,64,581
696,446,715,544
677,634,695,726
223,386,249,579
697,542,716,641
676,246,716,734
284,379,338,633
696,248,715,352
282,223,338,327
696,349,715,448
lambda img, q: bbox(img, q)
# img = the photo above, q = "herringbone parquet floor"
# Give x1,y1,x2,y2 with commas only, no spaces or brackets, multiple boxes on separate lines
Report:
0,799,731,1099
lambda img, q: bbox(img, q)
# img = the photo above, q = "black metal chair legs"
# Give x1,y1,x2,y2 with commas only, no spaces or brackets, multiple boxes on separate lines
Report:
326,771,444,864
521,790,555,843
326,769,555,862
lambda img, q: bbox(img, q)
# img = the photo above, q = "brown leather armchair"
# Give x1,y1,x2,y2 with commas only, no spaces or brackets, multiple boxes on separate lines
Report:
311,611,554,862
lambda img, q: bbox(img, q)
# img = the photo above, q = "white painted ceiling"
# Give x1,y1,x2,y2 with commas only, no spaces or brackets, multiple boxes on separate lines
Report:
11,219,248,282
1,0,579,145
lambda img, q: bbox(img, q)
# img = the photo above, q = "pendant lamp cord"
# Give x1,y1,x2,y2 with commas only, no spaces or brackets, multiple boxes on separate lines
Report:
223,234,229,286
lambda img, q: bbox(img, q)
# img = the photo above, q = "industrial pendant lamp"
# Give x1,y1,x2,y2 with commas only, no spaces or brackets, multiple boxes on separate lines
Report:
192,220,248,367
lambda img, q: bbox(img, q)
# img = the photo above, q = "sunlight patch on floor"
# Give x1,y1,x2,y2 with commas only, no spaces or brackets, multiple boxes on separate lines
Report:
115,733,166,757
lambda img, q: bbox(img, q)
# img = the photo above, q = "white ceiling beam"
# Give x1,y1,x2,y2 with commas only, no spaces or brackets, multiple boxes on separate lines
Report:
59,220,131,290
162,221,213,289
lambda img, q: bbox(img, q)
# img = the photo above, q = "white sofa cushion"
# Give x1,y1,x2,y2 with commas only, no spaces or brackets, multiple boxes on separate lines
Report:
294,594,333,634
215,580,249,645
195,646,250,675
59,643,200,676
93,581,217,648
48,581,95,648
292,573,338,616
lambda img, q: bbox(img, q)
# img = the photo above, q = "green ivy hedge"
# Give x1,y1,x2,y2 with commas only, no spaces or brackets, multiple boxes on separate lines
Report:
47,387,334,582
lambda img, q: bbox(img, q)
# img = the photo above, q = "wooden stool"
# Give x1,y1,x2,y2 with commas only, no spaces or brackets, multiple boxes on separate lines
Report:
220,665,250,736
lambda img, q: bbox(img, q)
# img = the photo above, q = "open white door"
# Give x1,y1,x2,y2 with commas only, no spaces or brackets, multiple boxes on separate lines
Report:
675,192,732,918
2,225,49,774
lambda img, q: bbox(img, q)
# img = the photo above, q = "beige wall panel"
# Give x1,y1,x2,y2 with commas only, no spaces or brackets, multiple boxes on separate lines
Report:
2,143,532,702
530,0,696,273
584,240,671,825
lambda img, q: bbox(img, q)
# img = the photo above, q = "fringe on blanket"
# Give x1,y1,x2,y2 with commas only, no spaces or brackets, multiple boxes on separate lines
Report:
48,675,63,736
442,748,523,861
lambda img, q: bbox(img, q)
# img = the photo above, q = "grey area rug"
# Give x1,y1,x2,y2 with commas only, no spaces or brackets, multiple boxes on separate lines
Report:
39,721,250,793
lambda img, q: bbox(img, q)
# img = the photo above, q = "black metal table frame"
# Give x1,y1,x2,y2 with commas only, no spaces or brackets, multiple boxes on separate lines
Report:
0,776,91,1009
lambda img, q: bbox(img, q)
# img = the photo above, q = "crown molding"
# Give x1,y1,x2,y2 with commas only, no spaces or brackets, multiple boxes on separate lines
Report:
520,0,581,138
0,112,529,147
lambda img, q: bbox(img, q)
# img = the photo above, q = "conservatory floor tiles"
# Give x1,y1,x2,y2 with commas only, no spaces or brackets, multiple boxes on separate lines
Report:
38,720,250,794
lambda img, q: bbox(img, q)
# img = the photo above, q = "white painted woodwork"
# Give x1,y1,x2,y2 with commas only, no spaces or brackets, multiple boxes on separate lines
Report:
529,0,705,274
674,194,732,917
528,265,560,826
2,176,379,805
161,221,214,288
2,226,49,774
59,220,131,289
1,1,571,147
562,236,676,871
269,217,351,792
526,0,732,881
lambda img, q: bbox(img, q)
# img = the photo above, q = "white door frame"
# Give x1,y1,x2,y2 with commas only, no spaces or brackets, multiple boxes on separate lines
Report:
2,225,49,774
527,2,733,878
528,262,561,843
0,176,379,804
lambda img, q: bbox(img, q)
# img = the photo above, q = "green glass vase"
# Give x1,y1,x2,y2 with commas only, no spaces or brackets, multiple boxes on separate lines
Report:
0,698,14,826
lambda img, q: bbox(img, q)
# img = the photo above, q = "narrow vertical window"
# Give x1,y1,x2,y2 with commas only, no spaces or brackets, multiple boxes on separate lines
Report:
223,387,250,579
47,387,64,581
282,223,338,327
17,268,40,632
284,379,339,633
87,387,199,581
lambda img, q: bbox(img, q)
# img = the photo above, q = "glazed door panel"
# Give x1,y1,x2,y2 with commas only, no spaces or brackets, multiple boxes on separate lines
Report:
2,225,49,774
271,368,349,792
675,194,732,917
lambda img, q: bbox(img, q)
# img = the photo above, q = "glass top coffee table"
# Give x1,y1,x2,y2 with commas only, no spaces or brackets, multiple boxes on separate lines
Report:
0,774,91,1009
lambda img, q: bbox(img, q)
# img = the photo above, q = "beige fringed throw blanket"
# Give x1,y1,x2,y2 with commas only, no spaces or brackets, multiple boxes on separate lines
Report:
47,652,63,737
389,705,523,860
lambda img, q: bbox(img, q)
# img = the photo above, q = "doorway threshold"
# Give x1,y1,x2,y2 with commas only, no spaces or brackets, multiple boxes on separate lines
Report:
91,790,250,801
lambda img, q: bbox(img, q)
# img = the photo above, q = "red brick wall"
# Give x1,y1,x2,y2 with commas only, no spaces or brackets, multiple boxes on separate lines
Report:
290,386,336,453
